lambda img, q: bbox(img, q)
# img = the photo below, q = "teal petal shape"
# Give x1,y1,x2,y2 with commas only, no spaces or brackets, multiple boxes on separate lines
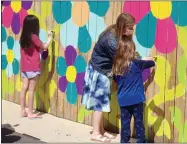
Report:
7,36,14,50
60,18,79,48
56,56,67,76
74,55,86,73
86,12,106,42
12,58,19,75
2,26,7,42
87,1,109,17
133,36,150,57
66,82,78,104
136,12,157,48
78,26,92,53
2,42,8,55
39,29,47,43
6,63,13,77
52,1,72,24
1,55,8,70
171,1,187,26
14,40,20,60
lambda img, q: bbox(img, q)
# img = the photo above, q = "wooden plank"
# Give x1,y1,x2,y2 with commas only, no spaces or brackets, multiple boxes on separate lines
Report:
49,2,58,116
35,1,45,112
107,1,122,134
41,1,57,116
56,22,64,119
102,1,114,132
7,27,15,103
163,3,177,143
173,23,187,142
61,1,75,121
83,1,94,126
14,34,20,105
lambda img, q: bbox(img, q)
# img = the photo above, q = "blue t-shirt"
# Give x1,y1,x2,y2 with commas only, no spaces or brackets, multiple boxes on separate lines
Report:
113,60,155,107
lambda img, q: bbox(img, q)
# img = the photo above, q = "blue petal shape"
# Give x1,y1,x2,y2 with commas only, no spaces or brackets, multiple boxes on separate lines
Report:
52,1,72,24
12,58,19,75
86,12,106,42
60,18,79,48
66,82,78,104
78,26,92,53
87,1,109,17
2,26,7,42
6,63,13,77
136,12,157,48
133,36,150,57
2,42,8,55
39,29,47,43
74,55,86,73
14,40,20,60
171,1,187,26
1,55,8,70
56,56,67,76
7,36,14,50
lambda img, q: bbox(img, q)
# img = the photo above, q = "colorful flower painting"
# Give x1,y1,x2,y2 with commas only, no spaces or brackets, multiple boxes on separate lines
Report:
2,26,20,77
56,46,86,104
52,1,109,53
2,1,33,35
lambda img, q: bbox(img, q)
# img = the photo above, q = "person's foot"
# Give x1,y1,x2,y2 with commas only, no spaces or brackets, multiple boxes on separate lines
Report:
21,110,28,117
91,134,111,142
27,113,42,119
103,132,115,139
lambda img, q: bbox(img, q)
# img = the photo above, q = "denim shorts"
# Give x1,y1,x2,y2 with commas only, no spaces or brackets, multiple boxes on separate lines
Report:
21,71,40,79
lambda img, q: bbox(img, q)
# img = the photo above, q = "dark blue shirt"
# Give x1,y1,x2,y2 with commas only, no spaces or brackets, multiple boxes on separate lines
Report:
113,60,155,107
90,31,117,76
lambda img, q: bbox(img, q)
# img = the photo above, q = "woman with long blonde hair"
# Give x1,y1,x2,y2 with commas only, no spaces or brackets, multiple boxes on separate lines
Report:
81,13,135,142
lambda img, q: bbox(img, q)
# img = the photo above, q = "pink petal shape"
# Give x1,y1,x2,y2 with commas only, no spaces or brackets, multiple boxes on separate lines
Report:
19,8,28,26
123,1,150,24
155,18,177,54
2,6,13,28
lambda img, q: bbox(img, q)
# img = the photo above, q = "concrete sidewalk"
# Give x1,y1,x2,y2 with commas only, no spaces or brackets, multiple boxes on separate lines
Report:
2,100,121,143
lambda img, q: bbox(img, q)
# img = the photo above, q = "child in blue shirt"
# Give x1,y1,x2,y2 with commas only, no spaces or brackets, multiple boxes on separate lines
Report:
112,40,156,143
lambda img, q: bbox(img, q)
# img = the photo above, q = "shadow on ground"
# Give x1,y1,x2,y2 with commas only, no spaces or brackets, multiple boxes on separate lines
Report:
1,124,44,143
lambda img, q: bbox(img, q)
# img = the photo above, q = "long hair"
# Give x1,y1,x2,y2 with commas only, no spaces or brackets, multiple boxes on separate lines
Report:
99,13,135,41
20,15,40,48
112,40,136,76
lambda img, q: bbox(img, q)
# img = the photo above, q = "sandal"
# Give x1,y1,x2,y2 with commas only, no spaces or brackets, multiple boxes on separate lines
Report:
28,113,42,119
103,132,115,139
91,134,111,142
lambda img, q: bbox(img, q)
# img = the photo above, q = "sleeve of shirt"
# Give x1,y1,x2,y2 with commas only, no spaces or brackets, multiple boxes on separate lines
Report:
134,59,155,71
31,34,43,48
107,34,117,59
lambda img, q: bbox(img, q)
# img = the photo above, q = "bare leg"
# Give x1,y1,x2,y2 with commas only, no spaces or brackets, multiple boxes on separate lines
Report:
101,114,115,139
27,75,39,118
91,111,111,142
20,78,29,117
92,111,103,136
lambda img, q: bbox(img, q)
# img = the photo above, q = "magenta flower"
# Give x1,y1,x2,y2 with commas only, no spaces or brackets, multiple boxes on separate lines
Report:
2,1,33,35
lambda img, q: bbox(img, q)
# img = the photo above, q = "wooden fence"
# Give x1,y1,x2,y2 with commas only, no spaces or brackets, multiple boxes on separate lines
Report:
2,1,187,142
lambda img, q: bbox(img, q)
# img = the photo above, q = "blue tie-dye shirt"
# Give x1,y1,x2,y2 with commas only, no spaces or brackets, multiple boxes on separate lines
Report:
114,60,155,107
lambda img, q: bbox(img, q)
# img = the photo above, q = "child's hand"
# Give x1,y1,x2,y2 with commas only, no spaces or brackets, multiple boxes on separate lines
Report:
48,31,53,38
142,57,154,60
107,72,113,78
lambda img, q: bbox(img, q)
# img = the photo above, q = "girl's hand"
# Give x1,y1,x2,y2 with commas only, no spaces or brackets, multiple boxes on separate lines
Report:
142,57,154,60
48,31,53,38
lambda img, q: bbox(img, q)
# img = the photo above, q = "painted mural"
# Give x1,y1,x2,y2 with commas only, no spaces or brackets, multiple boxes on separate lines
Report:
1,1,187,142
